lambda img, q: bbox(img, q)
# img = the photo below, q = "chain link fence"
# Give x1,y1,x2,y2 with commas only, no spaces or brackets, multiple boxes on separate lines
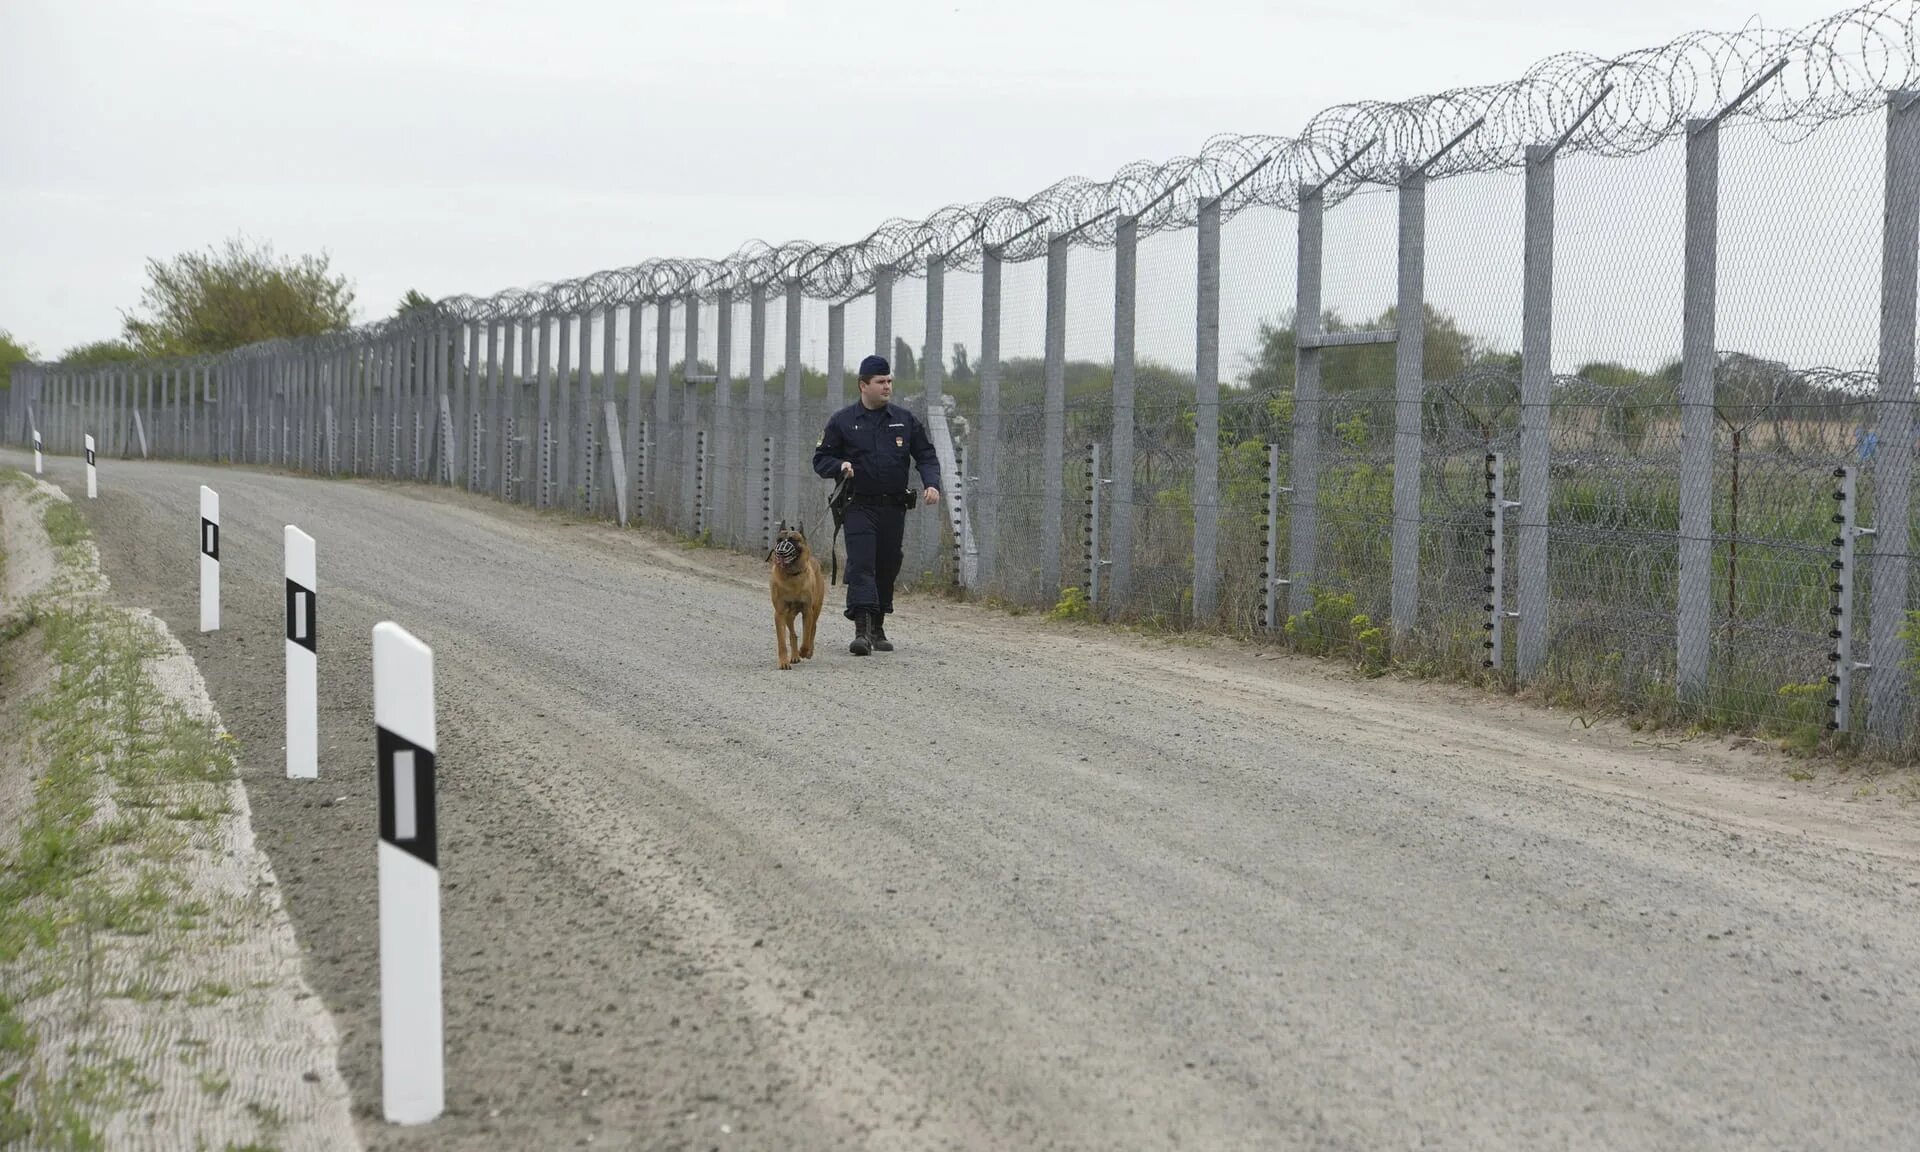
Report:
11,1,1920,755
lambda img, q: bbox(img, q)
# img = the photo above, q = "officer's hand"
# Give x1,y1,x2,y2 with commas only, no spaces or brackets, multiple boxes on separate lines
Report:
841,461,854,478
922,487,940,507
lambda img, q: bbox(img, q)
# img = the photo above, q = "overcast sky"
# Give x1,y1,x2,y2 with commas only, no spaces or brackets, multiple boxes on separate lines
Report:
0,0,1867,363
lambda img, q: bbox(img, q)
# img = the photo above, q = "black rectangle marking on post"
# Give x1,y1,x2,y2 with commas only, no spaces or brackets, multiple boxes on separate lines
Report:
201,519,219,561
286,579,317,652
376,726,437,867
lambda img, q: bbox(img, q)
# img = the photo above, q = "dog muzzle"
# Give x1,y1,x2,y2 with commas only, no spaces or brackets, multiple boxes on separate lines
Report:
774,540,800,564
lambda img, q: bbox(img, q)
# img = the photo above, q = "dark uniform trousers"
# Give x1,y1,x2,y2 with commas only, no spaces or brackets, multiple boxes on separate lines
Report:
842,502,906,621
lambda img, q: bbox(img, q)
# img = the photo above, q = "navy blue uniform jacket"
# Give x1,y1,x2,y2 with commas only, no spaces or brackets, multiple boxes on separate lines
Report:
813,402,942,498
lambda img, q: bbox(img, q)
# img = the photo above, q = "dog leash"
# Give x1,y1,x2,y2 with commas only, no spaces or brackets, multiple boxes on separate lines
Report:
827,475,853,586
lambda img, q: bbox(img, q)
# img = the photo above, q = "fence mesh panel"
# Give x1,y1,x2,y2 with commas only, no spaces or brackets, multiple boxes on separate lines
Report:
21,2,1920,755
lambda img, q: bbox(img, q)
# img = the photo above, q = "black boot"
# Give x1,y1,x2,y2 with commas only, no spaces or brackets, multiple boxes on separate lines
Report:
871,615,893,652
849,610,873,656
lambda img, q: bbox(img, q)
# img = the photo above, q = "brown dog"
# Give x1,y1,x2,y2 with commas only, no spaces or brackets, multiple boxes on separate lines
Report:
768,521,826,670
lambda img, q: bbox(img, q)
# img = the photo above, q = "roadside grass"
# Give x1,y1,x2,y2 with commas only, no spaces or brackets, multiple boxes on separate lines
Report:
0,470,242,1148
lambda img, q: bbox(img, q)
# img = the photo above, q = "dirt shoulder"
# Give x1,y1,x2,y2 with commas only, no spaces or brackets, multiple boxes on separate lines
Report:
0,470,359,1151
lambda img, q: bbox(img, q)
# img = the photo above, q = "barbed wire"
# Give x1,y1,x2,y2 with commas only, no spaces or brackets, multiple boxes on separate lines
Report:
39,0,1920,369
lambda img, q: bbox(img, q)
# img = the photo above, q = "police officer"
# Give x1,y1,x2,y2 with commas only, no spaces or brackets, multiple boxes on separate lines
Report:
813,354,941,655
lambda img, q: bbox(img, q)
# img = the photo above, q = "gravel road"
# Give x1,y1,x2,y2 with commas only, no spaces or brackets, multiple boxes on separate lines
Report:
14,449,1920,1151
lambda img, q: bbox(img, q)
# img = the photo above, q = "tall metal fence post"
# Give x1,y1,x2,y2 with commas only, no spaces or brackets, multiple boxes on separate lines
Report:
501,323,517,499
293,350,304,469
404,333,417,476
108,366,121,459
342,349,353,474
420,330,435,478
538,315,554,508
654,300,672,523
414,331,429,478
434,345,452,485
715,287,735,543
307,349,319,470
1111,214,1139,615
748,285,767,547
555,314,573,504
230,360,242,464
1288,184,1325,618
1518,144,1556,683
307,347,318,470
576,310,593,508
385,337,397,476
978,247,1002,589
1391,163,1427,644
121,366,132,459
522,319,538,503
1195,197,1223,623
1042,234,1069,598
784,281,804,528
462,329,475,485
1677,117,1720,705
357,343,371,476
372,341,384,475
924,254,945,416
827,302,846,411
436,326,452,481
600,312,614,510
315,350,327,472
389,336,403,478
923,254,946,581
382,340,393,475
376,337,387,476
484,322,500,493
624,306,642,516
1870,89,1920,744
295,351,306,468
408,332,423,478
682,293,700,530
875,266,893,359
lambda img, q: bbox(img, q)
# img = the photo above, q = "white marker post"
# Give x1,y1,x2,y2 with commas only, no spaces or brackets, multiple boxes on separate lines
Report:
84,434,97,499
373,622,444,1126
285,526,317,779
200,486,220,632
